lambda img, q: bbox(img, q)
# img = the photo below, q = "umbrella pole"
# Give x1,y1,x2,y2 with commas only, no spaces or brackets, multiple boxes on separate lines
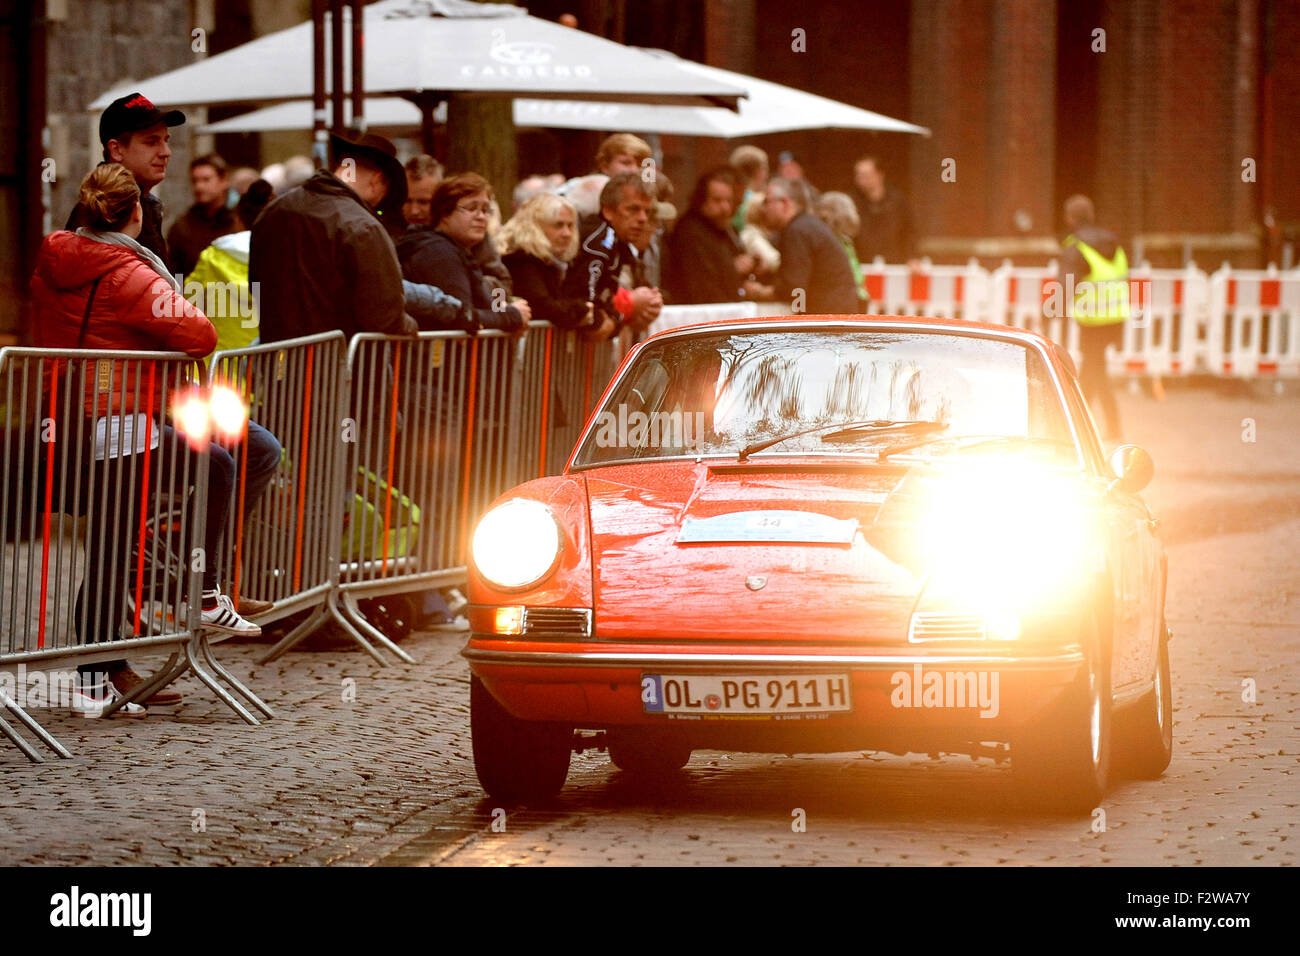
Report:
350,0,365,135
330,0,345,134
420,95,444,156
311,0,327,168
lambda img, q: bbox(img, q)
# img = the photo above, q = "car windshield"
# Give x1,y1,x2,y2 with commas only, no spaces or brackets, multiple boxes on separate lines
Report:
573,328,1077,467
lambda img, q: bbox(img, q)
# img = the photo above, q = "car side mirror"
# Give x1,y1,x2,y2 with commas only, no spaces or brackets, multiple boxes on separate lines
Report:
1108,444,1154,494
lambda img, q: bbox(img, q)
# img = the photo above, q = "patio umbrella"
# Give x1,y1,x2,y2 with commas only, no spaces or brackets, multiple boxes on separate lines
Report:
89,0,744,112
200,56,930,138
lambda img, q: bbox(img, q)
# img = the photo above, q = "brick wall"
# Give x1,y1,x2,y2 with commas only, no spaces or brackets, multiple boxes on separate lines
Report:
745,0,915,199
1263,0,1300,259
46,0,198,237
908,0,996,242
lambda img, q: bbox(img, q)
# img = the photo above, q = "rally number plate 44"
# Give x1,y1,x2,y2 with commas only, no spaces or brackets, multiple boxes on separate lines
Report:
642,674,852,717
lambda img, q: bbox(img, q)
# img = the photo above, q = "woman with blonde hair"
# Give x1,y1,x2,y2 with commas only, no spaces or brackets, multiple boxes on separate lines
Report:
813,191,868,310
31,163,273,715
499,191,607,335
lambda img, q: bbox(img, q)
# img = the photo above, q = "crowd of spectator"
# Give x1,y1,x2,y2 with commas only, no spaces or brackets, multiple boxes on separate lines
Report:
30,91,931,718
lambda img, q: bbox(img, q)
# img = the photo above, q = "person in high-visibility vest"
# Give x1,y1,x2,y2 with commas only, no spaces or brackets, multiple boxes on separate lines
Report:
1061,194,1127,439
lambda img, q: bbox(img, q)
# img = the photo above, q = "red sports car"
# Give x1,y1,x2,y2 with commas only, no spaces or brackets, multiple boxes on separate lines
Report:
464,316,1171,812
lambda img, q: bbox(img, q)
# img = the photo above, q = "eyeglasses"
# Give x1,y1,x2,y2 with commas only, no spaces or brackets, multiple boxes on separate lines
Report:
456,203,492,217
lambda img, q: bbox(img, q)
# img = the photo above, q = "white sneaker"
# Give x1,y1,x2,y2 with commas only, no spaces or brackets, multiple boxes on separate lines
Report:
199,591,262,637
445,588,468,616
71,685,147,719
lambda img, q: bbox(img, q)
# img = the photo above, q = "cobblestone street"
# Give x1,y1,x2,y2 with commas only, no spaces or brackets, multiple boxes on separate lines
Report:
2,385,1297,866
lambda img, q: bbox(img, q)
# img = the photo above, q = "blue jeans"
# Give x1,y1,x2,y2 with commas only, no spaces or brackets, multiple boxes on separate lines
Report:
75,420,281,680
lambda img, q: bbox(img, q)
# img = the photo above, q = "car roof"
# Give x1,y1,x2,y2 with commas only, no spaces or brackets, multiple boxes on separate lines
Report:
645,313,1055,349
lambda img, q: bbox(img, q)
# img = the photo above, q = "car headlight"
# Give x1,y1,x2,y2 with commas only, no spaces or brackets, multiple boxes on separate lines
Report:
471,498,563,591
918,461,1099,614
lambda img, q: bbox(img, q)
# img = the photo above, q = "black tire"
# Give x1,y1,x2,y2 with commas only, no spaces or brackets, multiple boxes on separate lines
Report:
607,732,692,776
470,676,571,804
1117,629,1173,779
1014,621,1112,814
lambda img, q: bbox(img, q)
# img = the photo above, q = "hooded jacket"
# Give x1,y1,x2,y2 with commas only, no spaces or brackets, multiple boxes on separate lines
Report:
186,230,257,352
249,169,415,342
29,230,216,417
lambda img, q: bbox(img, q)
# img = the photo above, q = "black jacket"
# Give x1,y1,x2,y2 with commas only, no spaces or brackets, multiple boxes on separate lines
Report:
397,227,525,333
850,184,915,264
663,210,744,304
167,201,238,279
773,211,860,315
502,250,589,329
563,219,639,325
66,189,170,268
249,170,414,343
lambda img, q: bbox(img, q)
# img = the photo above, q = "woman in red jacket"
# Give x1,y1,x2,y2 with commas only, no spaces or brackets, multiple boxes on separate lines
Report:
31,164,266,717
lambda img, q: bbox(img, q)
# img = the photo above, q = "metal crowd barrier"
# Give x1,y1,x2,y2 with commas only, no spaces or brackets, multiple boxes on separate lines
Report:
248,325,621,666
515,324,622,477
252,331,482,664
207,333,373,664
1,347,271,762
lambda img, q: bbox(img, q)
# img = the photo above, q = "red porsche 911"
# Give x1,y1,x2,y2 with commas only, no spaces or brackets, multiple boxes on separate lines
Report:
463,316,1172,813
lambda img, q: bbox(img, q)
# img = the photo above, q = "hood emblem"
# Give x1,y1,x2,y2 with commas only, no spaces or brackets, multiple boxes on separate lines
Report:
745,575,768,591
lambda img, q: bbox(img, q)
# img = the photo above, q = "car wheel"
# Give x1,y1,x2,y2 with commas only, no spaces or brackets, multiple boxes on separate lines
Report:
606,732,692,776
1117,627,1173,779
1014,621,1112,814
470,676,571,803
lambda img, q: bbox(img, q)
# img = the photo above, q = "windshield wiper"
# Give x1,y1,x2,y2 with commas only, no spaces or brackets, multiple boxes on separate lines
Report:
737,420,948,461
877,433,1075,462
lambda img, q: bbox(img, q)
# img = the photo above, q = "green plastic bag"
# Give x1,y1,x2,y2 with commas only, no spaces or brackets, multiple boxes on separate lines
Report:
341,467,420,563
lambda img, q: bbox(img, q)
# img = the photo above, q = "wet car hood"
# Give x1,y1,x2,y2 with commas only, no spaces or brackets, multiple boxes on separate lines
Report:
583,459,930,644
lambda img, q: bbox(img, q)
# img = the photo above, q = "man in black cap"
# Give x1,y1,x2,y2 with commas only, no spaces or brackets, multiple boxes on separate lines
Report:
250,132,417,342
66,92,186,265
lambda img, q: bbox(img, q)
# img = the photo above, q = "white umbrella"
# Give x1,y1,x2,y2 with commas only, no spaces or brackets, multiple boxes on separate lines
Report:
200,56,929,138
89,0,744,111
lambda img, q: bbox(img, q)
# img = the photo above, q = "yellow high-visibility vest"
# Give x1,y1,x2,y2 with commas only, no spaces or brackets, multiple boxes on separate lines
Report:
1065,236,1129,326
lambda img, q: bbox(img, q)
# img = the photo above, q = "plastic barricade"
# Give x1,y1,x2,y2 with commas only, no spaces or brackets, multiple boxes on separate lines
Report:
649,301,759,336
1207,266,1300,377
860,258,992,323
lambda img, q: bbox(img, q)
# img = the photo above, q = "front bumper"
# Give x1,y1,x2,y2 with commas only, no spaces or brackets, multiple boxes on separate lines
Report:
463,637,1086,743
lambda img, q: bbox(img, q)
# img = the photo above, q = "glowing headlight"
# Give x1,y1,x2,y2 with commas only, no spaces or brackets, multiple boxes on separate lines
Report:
919,460,1098,611
472,499,563,591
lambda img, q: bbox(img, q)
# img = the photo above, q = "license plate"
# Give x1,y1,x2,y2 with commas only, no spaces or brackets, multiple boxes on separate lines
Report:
642,674,852,717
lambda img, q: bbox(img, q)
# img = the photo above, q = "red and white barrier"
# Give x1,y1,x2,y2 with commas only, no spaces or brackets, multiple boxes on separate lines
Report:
1207,266,1300,378
860,258,992,323
1119,264,1211,377
653,261,1300,380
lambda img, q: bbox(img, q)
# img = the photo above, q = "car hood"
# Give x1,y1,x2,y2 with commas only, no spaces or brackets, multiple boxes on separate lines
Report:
583,459,930,644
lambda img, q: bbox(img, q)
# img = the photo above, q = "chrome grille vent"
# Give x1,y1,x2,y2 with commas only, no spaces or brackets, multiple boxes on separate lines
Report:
523,607,593,639
908,612,986,642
